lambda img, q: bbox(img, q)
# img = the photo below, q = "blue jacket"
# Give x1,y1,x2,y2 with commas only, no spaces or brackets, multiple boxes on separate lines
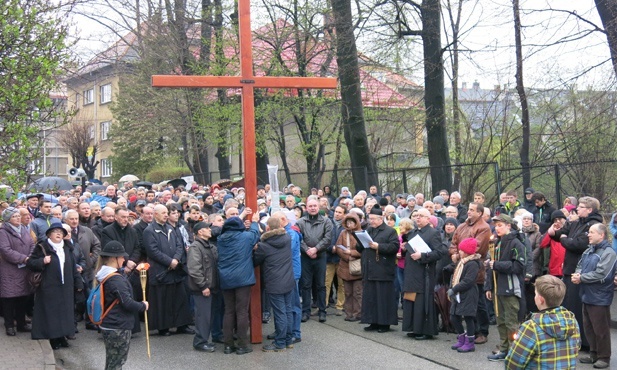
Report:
217,217,260,290
609,213,617,254
30,213,61,242
284,223,302,280
576,240,617,306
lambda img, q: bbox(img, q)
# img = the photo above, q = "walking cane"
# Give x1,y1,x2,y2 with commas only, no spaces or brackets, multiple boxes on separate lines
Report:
488,237,499,317
136,263,151,359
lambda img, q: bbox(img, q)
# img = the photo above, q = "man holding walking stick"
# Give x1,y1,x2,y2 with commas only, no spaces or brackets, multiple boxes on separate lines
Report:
485,215,526,362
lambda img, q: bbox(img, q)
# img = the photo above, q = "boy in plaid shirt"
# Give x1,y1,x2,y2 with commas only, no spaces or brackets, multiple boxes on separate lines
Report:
505,275,580,369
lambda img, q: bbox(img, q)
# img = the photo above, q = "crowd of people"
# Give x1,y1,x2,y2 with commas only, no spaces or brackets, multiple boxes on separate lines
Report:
0,181,616,369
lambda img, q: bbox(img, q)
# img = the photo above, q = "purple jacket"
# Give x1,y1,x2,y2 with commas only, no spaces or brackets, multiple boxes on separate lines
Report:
0,223,35,298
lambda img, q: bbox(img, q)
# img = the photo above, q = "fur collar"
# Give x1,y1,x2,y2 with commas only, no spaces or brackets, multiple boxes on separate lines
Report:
260,227,287,241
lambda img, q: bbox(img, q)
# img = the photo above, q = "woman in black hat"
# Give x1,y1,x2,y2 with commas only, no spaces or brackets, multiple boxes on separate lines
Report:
27,222,83,349
94,241,148,369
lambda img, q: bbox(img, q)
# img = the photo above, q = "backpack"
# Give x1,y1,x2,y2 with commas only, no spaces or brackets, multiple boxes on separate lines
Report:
87,272,120,325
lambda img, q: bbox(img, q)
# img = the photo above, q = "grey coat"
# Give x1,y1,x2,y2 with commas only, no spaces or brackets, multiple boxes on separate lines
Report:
74,225,101,282
0,223,35,298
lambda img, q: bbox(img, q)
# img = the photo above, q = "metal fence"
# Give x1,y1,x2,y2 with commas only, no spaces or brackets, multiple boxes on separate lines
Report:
196,159,617,213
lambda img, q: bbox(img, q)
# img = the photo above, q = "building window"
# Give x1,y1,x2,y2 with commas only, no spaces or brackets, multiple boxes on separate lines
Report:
89,125,95,140
100,84,112,104
83,88,94,105
101,121,111,141
101,158,112,177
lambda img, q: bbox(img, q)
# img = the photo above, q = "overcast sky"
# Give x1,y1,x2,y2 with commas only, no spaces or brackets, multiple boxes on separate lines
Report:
68,0,612,90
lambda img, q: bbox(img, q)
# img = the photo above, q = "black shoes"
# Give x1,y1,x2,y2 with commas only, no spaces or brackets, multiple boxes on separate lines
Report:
377,326,390,333
194,344,215,352
158,330,171,336
176,326,195,335
267,332,276,340
414,335,434,340
262,312,271,324
290,337,301,344
85,323,98,331
318,312,327,323
16,324,31,332
236,347,253,355
224,346,236,354
5,328,16,336
364,324,379,332
301,314,310,322
212,337,224,343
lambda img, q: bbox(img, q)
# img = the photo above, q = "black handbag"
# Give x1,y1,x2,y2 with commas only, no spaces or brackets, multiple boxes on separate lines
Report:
28,244,47,290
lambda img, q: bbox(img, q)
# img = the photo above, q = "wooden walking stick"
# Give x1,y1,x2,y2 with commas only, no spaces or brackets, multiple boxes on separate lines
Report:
136,263,151,359
488,236,499,317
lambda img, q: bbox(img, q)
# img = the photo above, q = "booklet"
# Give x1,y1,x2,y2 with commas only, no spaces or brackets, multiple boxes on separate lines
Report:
336,244,349,251
407,235,432,253
353,231,374,250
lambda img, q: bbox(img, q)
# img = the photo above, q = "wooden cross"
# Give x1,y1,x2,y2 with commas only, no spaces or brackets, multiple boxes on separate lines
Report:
152,0,337,343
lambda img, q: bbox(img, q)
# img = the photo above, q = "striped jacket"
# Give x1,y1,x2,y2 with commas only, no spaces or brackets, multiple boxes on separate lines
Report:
505,306,580,369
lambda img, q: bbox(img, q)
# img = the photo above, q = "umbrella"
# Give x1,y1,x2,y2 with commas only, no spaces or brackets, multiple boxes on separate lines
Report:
135,181,154,189
88,178,103,185
89,194,110,208
119,174,139,182
214,179,233,189
41,193,58,204
86,185,107,193
29,177,73,192
167,178,187,189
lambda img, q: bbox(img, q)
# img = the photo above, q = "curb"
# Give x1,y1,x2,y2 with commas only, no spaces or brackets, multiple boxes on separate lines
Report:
37,339,56,370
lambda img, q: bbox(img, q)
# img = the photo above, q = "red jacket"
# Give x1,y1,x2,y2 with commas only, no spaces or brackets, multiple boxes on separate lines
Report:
539,233,565,277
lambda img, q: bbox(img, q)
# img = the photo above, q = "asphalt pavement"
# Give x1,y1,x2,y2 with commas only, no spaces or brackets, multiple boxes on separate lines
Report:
1,297,615,369
50,300,617,370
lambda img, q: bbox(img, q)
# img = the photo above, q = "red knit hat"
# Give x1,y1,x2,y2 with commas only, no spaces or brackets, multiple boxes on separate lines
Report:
459,238,478,255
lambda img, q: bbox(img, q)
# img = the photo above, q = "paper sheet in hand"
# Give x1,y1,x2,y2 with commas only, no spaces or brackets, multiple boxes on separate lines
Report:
354,231,373,249
336,244,349,251
407,235,432,253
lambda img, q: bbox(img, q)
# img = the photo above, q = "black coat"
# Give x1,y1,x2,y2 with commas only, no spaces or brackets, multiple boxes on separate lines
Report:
449,259,480,317
357,222,399,281
101,221,142,263
532,201,557,234
402,225,446,293
100,272,146,330
253,228,295,295
91,218,113,241
143,221,186,285
27,239,83,339
486,231,525,297
554,212,603,275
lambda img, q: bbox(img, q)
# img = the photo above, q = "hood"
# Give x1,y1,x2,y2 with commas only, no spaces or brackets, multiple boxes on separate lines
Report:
260,228,289,249
95,265,119,282
580,212,603,225
342,213,361,231
221,217,246,233
532,306,579,340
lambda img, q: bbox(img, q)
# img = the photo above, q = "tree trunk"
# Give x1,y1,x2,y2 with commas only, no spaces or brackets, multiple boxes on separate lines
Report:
513,0,530,189
595,0,617,77
331,0,379,192
422,0,452,193
446,0,463,191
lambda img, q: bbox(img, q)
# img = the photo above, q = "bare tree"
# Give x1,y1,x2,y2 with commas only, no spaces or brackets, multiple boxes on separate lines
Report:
512,0,531,189
58,122,100,179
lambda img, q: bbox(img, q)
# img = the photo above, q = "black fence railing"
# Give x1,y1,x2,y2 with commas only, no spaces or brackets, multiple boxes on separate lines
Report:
193,159,617,213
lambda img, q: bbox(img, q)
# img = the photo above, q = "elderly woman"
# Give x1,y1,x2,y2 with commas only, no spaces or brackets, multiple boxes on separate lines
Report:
334,213,363,322
26,222,83,349
0,207,35,336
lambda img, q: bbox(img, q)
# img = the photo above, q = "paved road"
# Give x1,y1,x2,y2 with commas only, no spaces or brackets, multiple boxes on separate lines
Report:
53,306,617,370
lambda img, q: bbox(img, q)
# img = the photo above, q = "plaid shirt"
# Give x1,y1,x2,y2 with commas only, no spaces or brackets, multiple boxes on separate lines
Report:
505,306,580,369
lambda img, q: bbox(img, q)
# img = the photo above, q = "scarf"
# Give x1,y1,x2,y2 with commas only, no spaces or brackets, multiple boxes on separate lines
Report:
47,239,66,284
9,224,22,234
451,253,481,288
